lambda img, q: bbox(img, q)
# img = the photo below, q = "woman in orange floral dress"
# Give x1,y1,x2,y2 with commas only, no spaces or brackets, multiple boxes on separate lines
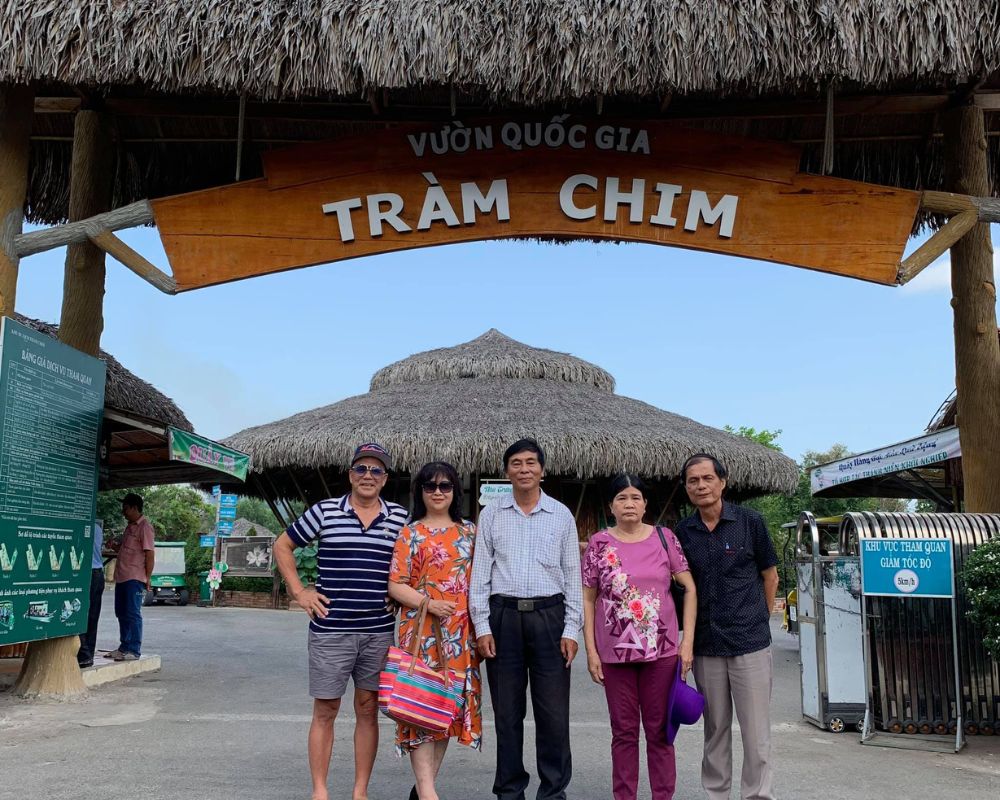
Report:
388,461,482,800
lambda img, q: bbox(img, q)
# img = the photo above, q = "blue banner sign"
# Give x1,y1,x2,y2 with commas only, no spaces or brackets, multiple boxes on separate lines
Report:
199,535,216,548
860,538,954,598
216,520,234,536
219,494,238,508
211,485,221,496
218,505,237,521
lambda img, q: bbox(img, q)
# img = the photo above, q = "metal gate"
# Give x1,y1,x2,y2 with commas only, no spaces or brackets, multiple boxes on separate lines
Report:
796,512,866,732
840,512,1000,735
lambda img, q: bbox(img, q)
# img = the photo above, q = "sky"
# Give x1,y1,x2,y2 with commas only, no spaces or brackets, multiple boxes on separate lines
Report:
13,225,999,465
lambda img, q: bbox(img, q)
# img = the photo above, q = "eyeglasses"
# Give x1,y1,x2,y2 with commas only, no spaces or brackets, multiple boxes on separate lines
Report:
351,464,386,477
421,481,454,494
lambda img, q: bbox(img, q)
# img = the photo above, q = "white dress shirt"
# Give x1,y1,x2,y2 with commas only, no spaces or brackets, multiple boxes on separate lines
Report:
470,490,583,640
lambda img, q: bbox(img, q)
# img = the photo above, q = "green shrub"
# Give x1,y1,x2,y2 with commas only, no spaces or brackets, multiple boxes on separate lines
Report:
292,543,319,587
269,542,319,590
964,537,1000,660
221,576,275,593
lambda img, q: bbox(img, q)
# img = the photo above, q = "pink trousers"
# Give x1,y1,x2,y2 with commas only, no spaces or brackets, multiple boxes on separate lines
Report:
602,655,678,800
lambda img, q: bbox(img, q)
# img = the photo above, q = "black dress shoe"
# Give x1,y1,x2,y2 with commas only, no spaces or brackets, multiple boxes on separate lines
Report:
408,785,418,800
78,660,94,669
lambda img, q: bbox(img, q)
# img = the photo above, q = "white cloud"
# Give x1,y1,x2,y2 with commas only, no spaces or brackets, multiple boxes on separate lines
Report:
901,249,1000,294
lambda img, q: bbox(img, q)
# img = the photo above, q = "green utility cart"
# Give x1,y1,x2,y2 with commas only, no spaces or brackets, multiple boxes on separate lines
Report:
144,542,190,606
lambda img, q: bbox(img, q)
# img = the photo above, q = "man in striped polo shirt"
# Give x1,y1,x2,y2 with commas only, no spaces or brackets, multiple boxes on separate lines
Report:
274,443,407,800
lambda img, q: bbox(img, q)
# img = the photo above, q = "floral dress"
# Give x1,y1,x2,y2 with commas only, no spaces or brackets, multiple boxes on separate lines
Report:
389,521,483,754
582,528,689,663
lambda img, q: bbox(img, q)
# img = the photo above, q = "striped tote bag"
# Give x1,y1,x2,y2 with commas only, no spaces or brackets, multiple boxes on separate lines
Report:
379,599,465,734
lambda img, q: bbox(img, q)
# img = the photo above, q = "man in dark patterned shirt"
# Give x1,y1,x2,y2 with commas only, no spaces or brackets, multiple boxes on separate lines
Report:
674,454,780,800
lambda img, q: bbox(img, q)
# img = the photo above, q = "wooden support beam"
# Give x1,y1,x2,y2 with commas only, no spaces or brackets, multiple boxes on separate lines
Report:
943,104,1000,513
0,84,34,317
30,90,1000,123
59,110,115,357
88,230,177,294
896,210,979,284
14,200,153,257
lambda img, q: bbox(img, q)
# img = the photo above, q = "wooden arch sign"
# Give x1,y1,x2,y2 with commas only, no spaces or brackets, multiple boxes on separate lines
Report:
150,118,921,291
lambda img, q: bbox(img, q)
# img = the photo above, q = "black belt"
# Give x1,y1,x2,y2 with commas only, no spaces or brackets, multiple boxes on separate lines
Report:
492,593,564,612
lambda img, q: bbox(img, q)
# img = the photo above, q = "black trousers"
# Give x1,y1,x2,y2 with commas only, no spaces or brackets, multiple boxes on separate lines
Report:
77,568,105,664
486,596,572,800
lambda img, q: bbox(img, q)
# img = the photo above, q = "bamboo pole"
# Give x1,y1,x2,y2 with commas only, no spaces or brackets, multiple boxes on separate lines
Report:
942,104,1000,512
87,230,177,293
897,210,979,283
59,110,115,356
14,200,153,257
0,84,34,317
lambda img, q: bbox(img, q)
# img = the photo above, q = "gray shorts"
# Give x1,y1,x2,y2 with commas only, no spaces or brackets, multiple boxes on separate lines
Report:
307,630,394,699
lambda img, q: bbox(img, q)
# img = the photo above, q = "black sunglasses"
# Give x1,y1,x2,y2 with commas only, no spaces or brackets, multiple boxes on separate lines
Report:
351,464,386,477
421,481,454,494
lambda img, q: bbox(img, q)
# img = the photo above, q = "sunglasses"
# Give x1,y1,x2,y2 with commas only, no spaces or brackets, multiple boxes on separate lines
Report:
351,464,386,477
421,481,454,494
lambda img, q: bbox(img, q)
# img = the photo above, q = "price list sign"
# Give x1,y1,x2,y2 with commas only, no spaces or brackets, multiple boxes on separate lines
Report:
0,318,106,646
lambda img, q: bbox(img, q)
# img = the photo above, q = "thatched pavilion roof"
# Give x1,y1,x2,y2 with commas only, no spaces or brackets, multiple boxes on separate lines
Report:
8,1,1000,224
224,329,798,494
5,2,999,102
16,314,192,431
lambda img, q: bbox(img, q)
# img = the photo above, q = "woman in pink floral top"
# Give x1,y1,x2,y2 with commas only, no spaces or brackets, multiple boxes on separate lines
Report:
582,474,697,800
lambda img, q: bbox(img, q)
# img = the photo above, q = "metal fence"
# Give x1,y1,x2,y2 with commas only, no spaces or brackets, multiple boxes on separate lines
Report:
840,512,1000,735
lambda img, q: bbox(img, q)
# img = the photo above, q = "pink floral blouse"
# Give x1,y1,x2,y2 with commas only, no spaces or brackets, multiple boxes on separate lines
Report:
582,528,689,663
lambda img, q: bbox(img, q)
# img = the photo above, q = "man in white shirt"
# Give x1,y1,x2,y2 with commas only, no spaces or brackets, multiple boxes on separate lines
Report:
470,438,583,800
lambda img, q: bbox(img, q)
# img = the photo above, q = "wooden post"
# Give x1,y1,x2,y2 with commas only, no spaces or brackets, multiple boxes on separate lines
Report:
0,84,34,317
15,109,115,699
58,109,115,356
943,103,1000,512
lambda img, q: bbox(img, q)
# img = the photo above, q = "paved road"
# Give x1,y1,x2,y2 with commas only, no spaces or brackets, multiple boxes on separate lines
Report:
1,593,998,799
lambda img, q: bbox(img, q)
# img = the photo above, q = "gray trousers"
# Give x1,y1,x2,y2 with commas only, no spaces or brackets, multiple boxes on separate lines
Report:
691,647,775,800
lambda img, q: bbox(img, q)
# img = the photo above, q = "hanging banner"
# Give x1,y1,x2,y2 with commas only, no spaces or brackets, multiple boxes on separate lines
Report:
168,427,250,482
810,427,961,495
0,318,106,647
151,119,920,291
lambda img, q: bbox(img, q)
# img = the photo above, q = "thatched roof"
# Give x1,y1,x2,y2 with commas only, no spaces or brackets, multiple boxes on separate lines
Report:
10,2,1000,224
5,2,999,101
15,315,193,431
224,329,798,494
231,517,275,538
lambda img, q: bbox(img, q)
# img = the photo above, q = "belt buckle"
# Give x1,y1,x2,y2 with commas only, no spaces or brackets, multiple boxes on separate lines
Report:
517,599,534,612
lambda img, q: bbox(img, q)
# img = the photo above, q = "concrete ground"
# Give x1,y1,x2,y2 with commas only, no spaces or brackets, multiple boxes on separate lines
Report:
1,591,997,800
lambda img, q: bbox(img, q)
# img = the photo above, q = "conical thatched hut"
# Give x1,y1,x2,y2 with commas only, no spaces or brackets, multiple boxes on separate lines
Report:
224,330,797,533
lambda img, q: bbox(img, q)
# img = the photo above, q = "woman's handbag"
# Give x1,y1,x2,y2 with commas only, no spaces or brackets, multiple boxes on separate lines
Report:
378,598,465,733
656,527,687,631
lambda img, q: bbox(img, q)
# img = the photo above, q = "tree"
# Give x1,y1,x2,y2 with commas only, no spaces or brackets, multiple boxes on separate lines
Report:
725,428,907,593
236,496,282,530
98,485,215,540
723,425,783,451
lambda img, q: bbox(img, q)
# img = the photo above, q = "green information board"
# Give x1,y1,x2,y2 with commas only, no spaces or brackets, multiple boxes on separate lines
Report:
0,318,106,646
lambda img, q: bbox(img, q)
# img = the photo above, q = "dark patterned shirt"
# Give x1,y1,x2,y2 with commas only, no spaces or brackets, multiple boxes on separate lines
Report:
675,501,778,658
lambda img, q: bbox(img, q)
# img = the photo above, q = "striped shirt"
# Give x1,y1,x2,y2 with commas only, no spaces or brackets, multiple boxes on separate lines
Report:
469,490,584,640
287,494,407,635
